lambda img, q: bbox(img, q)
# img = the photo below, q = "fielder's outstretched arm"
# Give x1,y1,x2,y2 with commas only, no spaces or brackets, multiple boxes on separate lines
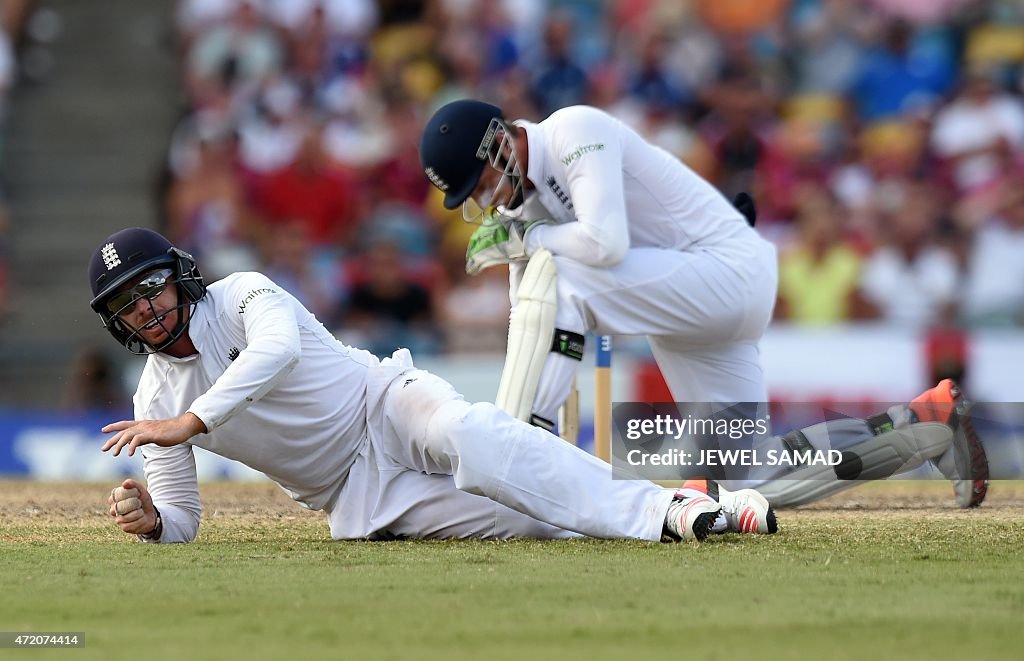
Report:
137,443,202,543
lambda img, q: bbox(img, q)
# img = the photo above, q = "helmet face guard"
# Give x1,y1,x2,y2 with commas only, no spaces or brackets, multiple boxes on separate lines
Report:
88,229,207,355
461,117,526,225
98,259,201,355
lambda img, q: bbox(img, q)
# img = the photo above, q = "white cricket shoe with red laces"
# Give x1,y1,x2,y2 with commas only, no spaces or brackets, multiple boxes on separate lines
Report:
663,493,721,542
719,486,778,534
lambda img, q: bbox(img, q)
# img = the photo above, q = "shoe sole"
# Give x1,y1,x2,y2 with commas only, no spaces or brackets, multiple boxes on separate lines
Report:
691,510,718,542
950,397,989,508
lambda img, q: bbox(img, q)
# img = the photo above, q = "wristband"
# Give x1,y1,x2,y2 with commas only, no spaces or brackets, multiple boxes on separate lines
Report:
138,506,163,542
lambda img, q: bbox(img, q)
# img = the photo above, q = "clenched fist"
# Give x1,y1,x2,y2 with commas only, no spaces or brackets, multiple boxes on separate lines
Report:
107,478,159,537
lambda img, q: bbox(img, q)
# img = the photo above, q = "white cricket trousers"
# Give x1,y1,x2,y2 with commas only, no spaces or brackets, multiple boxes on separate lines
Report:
326,350,675,540
533,224,778,421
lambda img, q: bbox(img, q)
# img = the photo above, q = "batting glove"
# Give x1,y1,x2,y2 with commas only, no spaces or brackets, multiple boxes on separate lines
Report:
466,218,544,275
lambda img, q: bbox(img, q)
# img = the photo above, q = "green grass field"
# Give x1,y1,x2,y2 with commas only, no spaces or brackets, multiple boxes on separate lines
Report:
1,481,1021,660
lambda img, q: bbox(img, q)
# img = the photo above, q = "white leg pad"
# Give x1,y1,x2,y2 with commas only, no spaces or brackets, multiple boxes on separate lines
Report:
496,249,558,422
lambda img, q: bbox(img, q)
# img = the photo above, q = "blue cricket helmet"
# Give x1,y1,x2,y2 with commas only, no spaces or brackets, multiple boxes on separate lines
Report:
88,227,206,354
419,99,504,210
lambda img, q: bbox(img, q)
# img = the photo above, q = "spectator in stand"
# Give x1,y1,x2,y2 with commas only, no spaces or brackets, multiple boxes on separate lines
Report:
785,0,871,96
859,182,960,326
436,0,519,79
619,27,710,174
705,99,766,204
237,77,305,175
440,266,512,355
428,22,492,110
753,117,833,230
374,201,438,254
961,5,1024,90
624,27,691,118
585,61,644,129
284,3,334,92
847,18,955,122
959,181,1024,326
176,0,239,52
260,220,346,324
274,0,378,94
165,112,261,280
530,11,588,117
185,0,283,106
930,66,1024,197
320,75,393,171
701,52,780,202
335,239,440,358
490,65,541,124
263,0,378,52
830,117,932,250
924,325,969,386
776,184,872,324
246,120,363,253
362,94,433,211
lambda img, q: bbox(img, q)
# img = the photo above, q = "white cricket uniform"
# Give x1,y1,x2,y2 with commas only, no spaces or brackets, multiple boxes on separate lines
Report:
512,106,778,419
136,272,674,542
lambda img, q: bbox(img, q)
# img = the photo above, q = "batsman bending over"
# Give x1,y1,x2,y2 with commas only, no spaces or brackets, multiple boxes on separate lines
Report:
419,99,988,511
91,227,774,545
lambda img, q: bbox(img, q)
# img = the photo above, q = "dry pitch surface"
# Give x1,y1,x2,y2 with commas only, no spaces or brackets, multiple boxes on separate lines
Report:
1,479,1021,660
4,478,1023,522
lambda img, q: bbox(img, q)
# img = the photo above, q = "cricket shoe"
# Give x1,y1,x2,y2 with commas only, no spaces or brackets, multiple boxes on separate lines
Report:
909,379,989,508
717,486,778,534
662,491,721,542
676,479,778,535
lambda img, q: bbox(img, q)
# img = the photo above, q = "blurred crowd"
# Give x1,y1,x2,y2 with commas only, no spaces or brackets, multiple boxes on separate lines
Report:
149,0,1024,359
0,0,30,325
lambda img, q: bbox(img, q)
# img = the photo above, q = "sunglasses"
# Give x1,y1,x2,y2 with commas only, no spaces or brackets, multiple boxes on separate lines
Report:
106,268,174,315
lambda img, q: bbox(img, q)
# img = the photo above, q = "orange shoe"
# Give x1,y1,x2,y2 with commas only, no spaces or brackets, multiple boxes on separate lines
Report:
910,379,989,508
680,478,715,497
909,379,959,424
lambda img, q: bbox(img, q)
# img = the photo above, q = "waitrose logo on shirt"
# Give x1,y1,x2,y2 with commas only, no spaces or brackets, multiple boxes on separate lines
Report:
238,288,276,314
561,143,605,166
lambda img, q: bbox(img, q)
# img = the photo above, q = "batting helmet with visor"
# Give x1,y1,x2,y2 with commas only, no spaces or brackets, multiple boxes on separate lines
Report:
88,227,206,355
420,99,525,222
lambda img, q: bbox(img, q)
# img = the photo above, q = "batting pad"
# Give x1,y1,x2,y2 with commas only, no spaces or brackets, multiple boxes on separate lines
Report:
496,250,557,422
753,420,953,508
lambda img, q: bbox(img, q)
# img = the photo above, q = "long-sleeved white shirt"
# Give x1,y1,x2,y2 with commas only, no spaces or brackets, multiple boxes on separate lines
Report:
136,272,377,542
519,105,748,267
